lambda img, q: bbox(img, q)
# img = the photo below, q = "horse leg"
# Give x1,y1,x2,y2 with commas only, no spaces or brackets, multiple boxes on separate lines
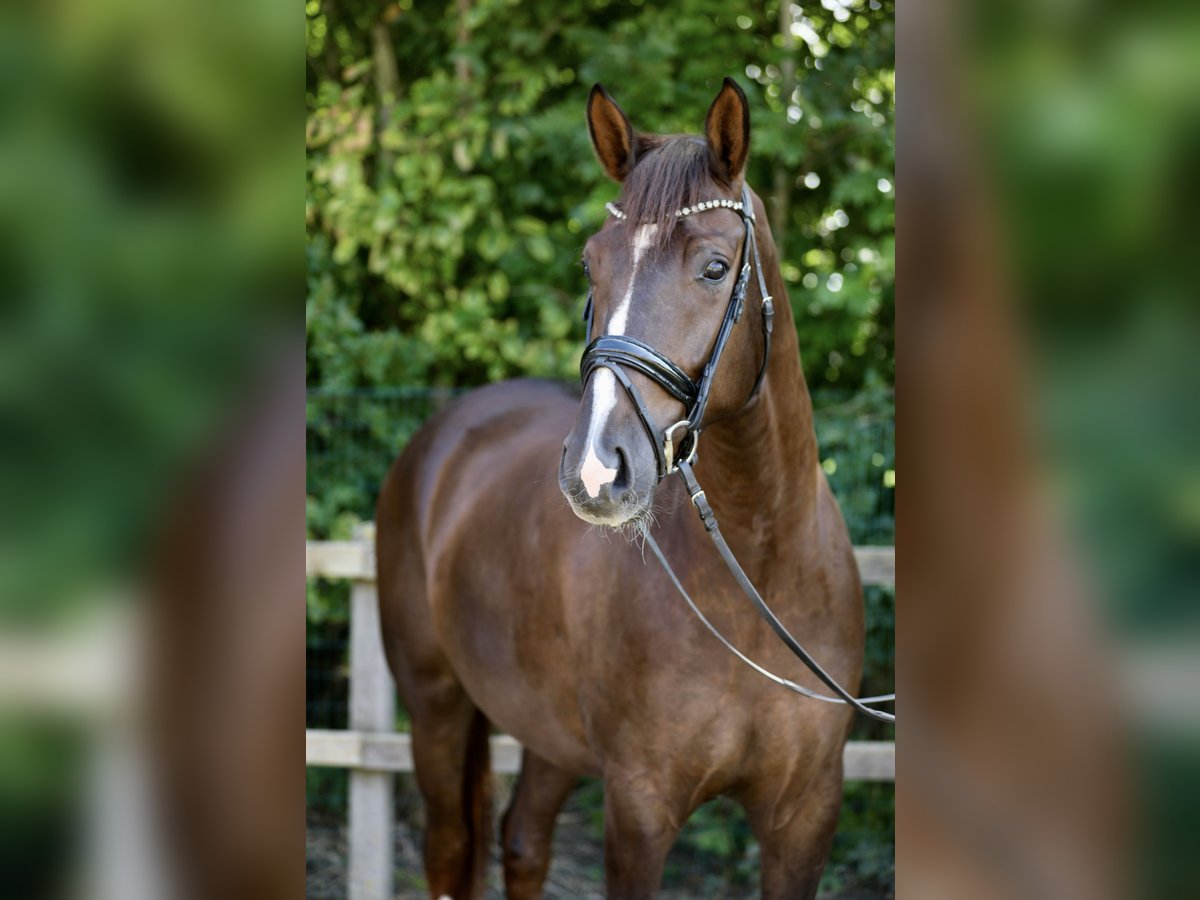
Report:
602,768,690,900
744,767,845,900
409,682,493,900
500,749,578,899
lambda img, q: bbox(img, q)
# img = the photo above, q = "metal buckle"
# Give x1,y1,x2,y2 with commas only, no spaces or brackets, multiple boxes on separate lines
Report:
663,420,699,473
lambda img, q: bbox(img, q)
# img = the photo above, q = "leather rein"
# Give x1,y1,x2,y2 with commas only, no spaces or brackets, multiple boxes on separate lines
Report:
580,184,896,724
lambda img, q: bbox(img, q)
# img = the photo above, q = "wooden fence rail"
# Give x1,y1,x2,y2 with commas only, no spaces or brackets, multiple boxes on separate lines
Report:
306,526,895,900
306,729,896,781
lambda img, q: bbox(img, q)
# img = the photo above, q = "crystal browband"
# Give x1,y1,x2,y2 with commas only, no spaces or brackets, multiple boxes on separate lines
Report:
605,199,746,221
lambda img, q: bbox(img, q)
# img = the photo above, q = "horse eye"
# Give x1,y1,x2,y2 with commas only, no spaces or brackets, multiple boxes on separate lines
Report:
702,260,729,281
581,259,591,279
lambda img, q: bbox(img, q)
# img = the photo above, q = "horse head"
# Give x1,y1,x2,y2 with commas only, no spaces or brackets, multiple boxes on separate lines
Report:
559,79,770,527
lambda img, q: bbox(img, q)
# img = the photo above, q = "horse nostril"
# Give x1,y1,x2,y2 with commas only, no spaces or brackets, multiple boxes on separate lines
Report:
613,446,631,492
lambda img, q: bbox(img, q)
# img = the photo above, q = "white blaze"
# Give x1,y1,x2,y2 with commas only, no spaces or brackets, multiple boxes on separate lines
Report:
579,224,657,496
580,443,619,498
608,222,657,335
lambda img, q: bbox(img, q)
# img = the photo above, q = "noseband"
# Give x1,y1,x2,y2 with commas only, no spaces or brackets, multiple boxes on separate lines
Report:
576,184,896,724
579,183,775,480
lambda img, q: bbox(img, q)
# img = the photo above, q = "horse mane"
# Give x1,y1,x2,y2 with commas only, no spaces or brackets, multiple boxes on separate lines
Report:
617,134,726,250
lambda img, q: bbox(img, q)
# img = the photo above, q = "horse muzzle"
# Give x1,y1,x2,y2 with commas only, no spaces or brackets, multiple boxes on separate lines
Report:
558,436,654,527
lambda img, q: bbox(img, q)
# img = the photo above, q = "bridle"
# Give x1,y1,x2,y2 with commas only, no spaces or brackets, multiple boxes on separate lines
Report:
579,183,896,724
580,184,774,479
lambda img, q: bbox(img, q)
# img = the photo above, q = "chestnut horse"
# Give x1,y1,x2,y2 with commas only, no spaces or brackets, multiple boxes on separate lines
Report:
376,79,863,899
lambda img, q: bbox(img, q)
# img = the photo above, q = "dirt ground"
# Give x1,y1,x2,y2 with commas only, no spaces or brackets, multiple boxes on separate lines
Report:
307,769,890,898
306,812,781,899
307,806,886,899
308,807,617,900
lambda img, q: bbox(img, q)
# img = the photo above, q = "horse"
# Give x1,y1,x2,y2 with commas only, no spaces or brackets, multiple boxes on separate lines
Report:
376,78,864,900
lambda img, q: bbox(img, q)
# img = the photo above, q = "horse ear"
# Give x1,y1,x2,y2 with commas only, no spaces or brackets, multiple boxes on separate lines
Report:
587,84,635,182
705,77,750,183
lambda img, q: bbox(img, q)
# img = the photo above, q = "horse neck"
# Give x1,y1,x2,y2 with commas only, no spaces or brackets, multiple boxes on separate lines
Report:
695,247,820,545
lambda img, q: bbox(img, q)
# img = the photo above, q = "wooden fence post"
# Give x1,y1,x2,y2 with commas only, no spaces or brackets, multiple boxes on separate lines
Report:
348,525,394,900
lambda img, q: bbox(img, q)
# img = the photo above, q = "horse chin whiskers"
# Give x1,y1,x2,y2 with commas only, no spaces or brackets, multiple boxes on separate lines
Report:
621,490,658,535
572,505,645,530
566,486,656,536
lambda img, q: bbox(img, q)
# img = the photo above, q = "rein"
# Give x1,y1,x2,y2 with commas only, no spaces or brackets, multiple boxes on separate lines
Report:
580,184,896,724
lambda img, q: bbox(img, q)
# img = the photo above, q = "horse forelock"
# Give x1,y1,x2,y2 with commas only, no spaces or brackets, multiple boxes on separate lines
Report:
617,135,724,250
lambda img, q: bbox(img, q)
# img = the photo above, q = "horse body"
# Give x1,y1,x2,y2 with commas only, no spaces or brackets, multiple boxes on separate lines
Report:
377,80,863,900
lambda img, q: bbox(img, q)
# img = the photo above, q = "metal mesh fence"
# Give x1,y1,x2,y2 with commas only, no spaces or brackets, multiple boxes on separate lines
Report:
305,387,463,812
811,389,896,547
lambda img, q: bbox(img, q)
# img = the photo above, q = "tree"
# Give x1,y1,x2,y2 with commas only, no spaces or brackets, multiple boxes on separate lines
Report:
306,0,894,393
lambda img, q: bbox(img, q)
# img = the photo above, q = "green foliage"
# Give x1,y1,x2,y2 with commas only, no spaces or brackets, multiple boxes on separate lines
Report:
811,386,895,743
573,777,893,896
305,0,894,887
0,719,86,898
305,388,460,540
306,766,348,815
306,0,894,393
822,782,896,894
668,796,759,889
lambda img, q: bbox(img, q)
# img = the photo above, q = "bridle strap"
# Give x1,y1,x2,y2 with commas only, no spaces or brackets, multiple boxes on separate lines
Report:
665,459,896,723
640,526,897,712
745,199,775,401
600,362,669,479
582,287,594,345
686,215,754,431
581,334,698,408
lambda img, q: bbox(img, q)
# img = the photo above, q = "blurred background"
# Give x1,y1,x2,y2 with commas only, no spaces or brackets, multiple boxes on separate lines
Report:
0,0,1193,896
305,0,895,896
0,0,299,897
897,1,1199,897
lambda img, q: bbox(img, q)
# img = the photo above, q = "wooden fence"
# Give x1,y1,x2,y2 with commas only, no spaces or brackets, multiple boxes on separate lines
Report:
306,526,895,900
